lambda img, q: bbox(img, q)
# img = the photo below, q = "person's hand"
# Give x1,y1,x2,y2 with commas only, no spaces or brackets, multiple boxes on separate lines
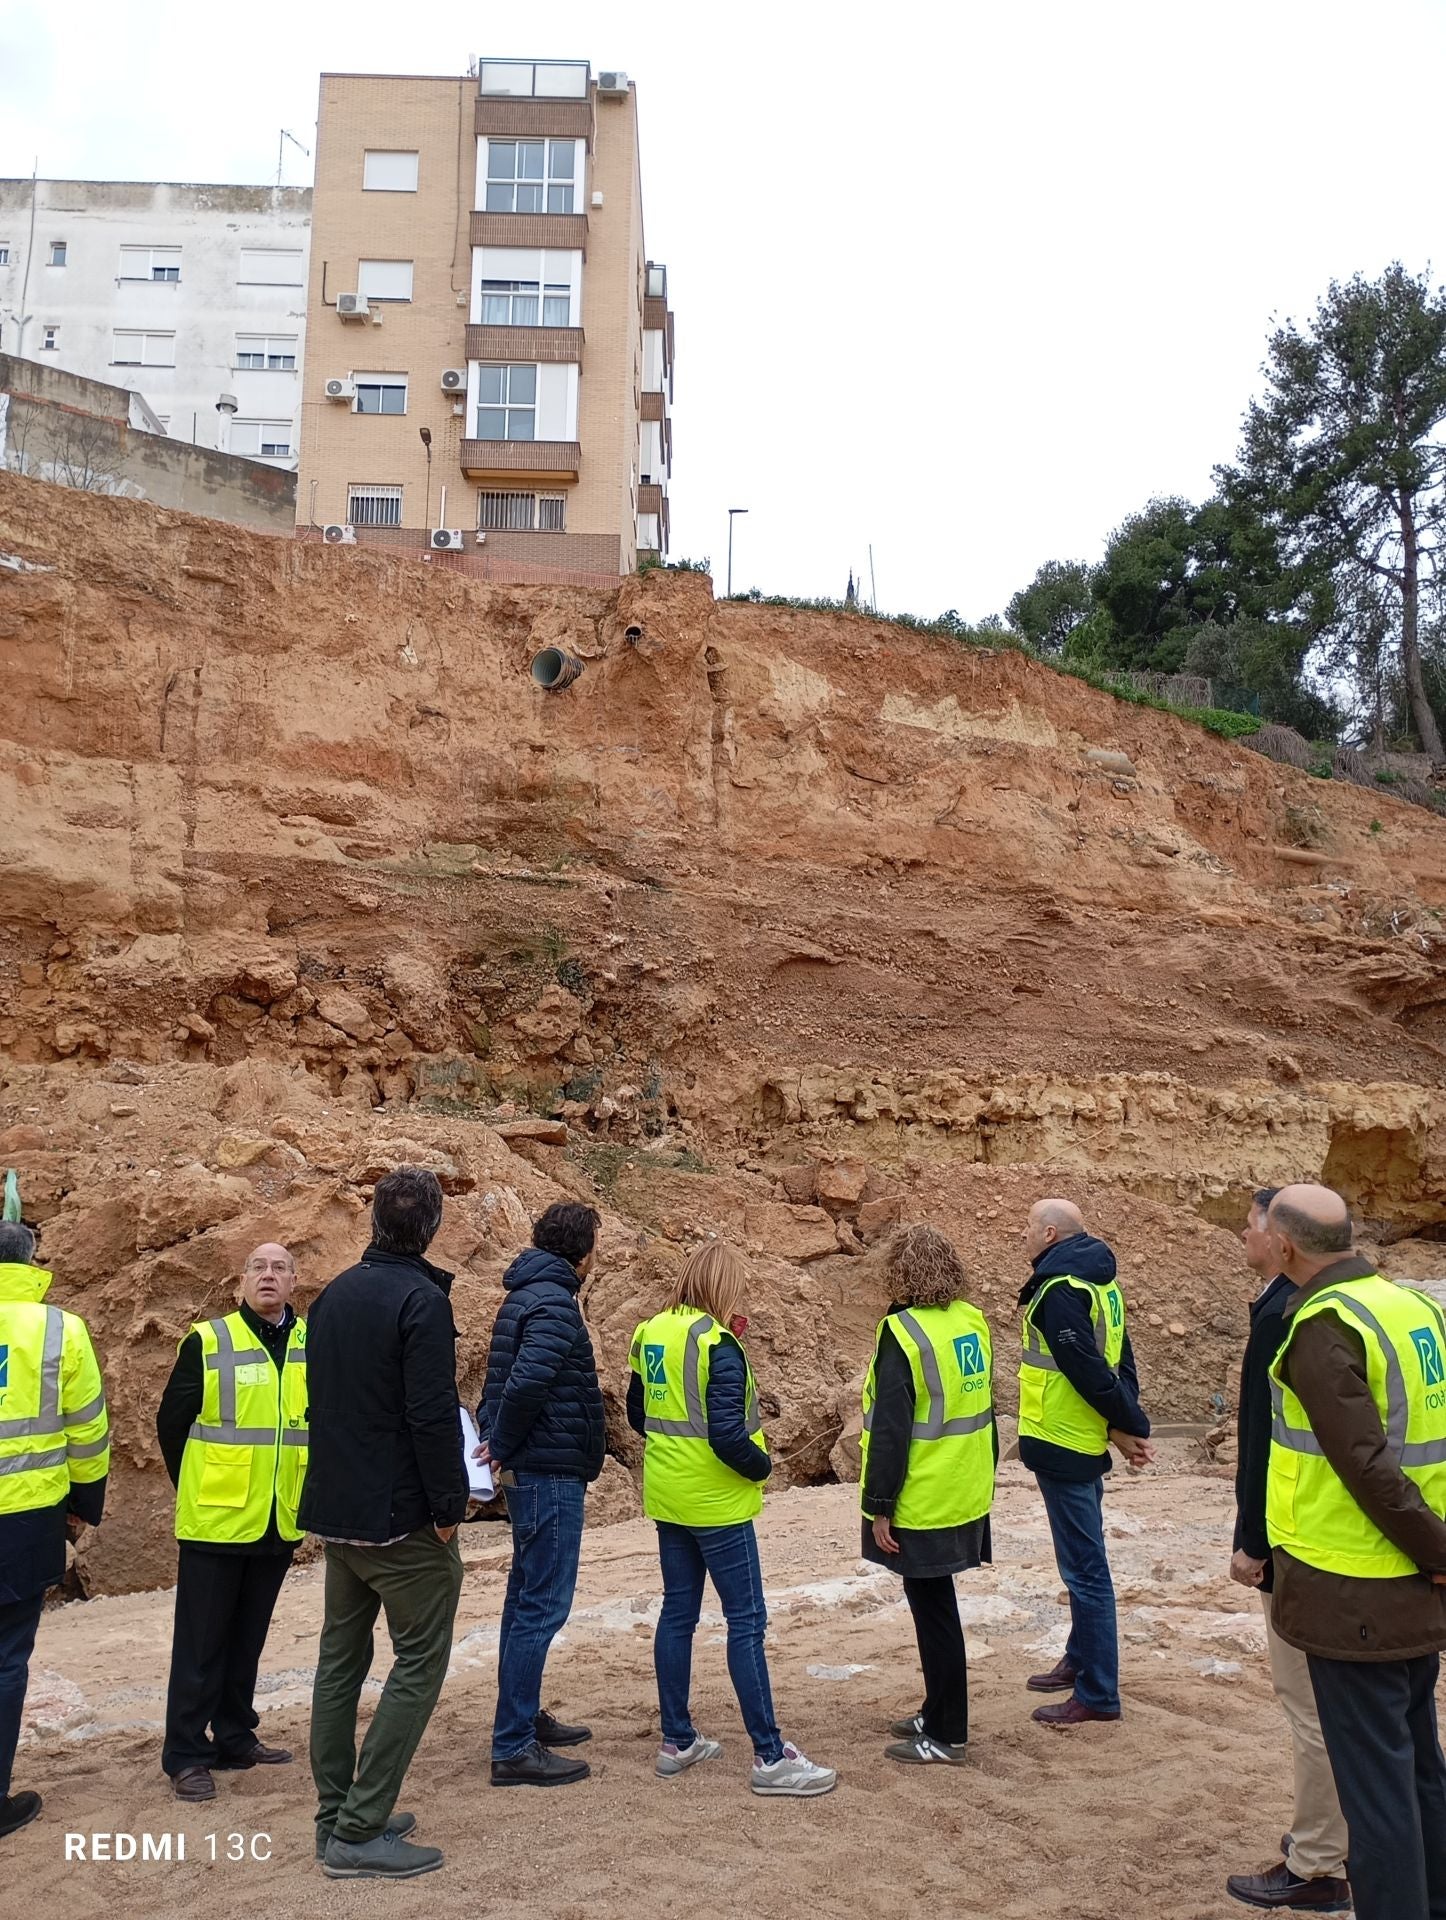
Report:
1230,1550,1267,1589
65,1514,86,1543
434,1523,458,1543
871,1515,901,1556
1431,1571,1446,1587
1109,1429,1155,1471
472,1436,493,1464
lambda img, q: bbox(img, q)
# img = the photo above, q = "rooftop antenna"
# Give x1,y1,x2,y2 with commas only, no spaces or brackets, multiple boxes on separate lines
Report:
276,128,310,187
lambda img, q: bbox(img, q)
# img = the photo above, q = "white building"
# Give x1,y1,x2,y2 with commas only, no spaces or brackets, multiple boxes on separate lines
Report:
0,180,311,466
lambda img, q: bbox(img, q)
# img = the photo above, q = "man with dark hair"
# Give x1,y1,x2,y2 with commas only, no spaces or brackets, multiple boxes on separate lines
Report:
301,1168,468,1880
1225,1190,1349,1912
479,1201,606,1787
1265,1183,1446,1920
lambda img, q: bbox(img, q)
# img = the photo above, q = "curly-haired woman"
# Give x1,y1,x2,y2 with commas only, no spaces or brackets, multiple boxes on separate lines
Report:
861,1224,996,1766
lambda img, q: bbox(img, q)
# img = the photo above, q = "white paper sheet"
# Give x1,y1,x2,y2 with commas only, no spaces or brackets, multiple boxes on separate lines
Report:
460,1405,495,1499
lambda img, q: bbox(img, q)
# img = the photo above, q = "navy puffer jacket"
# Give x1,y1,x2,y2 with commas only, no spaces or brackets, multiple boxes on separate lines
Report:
478,1249,606,1480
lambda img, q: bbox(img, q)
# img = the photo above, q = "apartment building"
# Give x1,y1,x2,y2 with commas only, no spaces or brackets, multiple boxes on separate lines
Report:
0,180,311,464
298,58,674,578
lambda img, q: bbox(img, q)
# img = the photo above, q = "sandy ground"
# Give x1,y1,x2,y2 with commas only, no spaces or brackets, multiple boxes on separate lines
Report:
9,1460,1414,1920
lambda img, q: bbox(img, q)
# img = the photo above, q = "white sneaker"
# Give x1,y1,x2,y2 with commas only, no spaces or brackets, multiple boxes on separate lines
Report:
750,1742,838,1797
656,1735,722,1777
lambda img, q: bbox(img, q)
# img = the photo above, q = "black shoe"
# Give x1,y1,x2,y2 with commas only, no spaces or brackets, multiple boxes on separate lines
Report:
214,1739,292,1770
1225,1863,1351,1910
490,1742,591,1788
535,1709,591,1748
0,1791,41,1838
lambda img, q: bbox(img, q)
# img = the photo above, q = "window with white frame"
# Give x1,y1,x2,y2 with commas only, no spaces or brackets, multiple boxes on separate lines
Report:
237,247,304,285
477,490,567,532
49,240,67,266
231,419,293,458
480,280,571,326
354,375,408,416
0,246,10,266
479,60,588,99
357,259,413,303
235,333,298,369
119,245,181,282
41,325,59,350
484,140,576,215
112,329,175,366
348,483,404,527
475,365,536,440
363,150,419,191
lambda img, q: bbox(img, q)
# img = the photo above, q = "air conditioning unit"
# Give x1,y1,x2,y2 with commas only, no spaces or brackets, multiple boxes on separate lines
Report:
440,368,466,392
322,524,356,545
336,293,369,320
324,377,355,402
598,70,629,93
430,528,464,551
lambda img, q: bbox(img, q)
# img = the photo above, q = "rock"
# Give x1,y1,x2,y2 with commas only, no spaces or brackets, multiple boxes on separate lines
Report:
742,1202,838,1263
1085,748,1137,777
234,957,298,1004
51,1019,108,1056
497,1118,569,1146
779,1163,818,1204
856,1196,902,1241
338,1066,381,1108
138,1165,251,1250
314,986,375,1041
479,1184,532,1244
510,985,584,1058
0,1124,48,1153
211,993,266,1029
584,1456,643,1526
179,1012,216,1042
213,1132,274,1169
815,1158,869,1212
381,952,451,1052
828,1369,868,1481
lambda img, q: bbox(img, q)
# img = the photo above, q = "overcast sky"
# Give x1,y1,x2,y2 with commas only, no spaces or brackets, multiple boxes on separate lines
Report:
4,0,1444,616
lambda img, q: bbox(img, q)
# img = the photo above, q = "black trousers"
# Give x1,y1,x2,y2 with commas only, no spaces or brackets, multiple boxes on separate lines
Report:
903,1574,968,1745
0,1593,45,1800
1308,1651,1446,1920
162,1544,291,1775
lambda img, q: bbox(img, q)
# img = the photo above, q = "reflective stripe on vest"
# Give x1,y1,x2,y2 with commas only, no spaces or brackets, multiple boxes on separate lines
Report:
175,1312,308,1544
631,1307,767,1527
860,1301,995,1531
0,1298,109,1507
1268,1277,1446,1579
1017,1275,1126,1457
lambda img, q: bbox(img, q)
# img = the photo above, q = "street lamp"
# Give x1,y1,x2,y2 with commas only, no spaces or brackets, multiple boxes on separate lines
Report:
727,506,749,597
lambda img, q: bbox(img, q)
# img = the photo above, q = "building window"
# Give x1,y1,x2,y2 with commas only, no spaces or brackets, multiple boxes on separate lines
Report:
231,419,293,458
112,329,176,367
478,60,588,99
238,247,304,286
480,280,571,326
119,245,181,282
356,259,414,303
485,141,576,215
477,491,567,531
41,325,59,350
363,150,420,192
0,246,10,266
475,364,536,440
354,376,408,416
49,240,67,266
235,333,298,369
348,484,404,528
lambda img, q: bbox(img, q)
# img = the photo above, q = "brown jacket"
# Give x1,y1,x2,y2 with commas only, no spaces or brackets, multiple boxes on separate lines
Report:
1272,1255,1446,1661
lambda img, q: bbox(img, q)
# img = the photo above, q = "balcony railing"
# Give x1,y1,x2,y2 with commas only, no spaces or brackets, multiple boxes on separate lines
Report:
470,211,589,251
465,324,584,366
461,439,581,480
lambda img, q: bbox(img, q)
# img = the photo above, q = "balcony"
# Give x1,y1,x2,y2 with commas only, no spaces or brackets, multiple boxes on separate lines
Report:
470,210,589,252
465,324,584,366
475,97,594,141
641,390,665,422
462,439,581,482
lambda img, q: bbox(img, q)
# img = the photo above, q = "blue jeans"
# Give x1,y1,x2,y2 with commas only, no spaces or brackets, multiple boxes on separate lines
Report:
0,1594,44,1800
492,1473,586,1761
654,1520,783,1765
1036,1473,1120,1714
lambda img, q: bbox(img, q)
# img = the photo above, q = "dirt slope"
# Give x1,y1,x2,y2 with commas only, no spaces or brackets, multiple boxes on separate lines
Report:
2,471,1444,1595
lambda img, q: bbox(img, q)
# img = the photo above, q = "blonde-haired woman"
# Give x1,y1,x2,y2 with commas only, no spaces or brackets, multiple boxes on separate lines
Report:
628,1242,836,1798
861,1225,996,1765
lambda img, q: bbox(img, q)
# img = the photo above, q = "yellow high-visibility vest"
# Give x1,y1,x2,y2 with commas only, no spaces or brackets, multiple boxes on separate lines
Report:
630,1306,768,1527
175,1310,308,1544
0,1262,110,1515
860,1301,995,1530
1017,1273,1128,1456
1268,1275,1446,1579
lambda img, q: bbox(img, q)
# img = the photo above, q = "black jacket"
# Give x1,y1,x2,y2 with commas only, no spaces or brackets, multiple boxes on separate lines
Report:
626,1336,771,1483
859,1313,995,1579
479,1249,606,1481
1018,1232,1149,1484
298,1245,468,1543
1233,1273,1295,1590
155,1300,298,1557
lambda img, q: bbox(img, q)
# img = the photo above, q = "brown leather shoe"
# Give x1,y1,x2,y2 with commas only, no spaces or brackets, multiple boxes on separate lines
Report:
214,1740,293,1769
172,1766,216,1801
1026,1657,1078,1693
1031,1695,1120,1727
1225,1863,1351,1911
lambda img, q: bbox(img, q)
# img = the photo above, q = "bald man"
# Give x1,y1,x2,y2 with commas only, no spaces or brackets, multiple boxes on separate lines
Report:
1018,1199,1152,1727
1261,1185,1446,1920
156,1243,308,1800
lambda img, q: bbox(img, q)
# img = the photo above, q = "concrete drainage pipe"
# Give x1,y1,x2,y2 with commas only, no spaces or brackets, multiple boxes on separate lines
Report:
530,647,584,690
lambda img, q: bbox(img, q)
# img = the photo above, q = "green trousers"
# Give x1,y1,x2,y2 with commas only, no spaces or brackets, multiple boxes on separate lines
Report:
310,1527,464,1843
